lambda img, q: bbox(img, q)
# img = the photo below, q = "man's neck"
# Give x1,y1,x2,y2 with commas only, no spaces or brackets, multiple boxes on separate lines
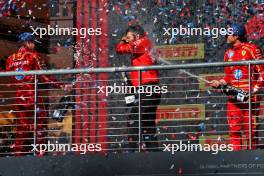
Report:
24,46,35,51
233,40,242,47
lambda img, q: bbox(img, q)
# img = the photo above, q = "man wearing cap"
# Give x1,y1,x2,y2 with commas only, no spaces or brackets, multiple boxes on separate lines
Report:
6,32,70,156
211,23,264,150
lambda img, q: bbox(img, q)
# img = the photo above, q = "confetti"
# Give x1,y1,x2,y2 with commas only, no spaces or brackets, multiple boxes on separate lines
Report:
171,133,176,139
199,123,206,131
170,164,175,169
178,168,183,175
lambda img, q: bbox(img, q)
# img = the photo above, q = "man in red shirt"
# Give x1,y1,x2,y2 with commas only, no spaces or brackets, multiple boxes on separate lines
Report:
211,23,264,150
6,32,70,156
116,25,160,151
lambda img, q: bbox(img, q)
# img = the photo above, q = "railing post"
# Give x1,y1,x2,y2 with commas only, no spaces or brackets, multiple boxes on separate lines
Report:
138,70,142,152
248,63,252,150
33,74,38,156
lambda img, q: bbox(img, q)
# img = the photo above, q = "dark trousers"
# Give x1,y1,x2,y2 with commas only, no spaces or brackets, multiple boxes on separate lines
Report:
14,88,47,156
127,87,161,152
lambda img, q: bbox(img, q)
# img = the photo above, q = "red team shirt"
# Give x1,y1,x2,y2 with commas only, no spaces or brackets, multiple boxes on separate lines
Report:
5,47,62,89
222,42,264,96
116,37,159,87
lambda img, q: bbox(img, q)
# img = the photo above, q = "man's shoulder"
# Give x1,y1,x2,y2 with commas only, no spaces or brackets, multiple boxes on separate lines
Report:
9,48,39,60
241,42,262,59
241,42,260,51
139,37,151,45
7,51,23,61
134,37,152,50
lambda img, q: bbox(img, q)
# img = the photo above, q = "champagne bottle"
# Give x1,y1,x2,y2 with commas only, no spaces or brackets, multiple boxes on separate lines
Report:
121,72,136,106
220,85,249,102
52,94,72,122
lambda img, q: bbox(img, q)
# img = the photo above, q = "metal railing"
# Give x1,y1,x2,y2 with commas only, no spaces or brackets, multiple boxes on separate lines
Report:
0,60,264,156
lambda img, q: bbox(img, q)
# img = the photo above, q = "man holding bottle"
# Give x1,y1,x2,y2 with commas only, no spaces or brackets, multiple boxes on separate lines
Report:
211,23,264,150
116,25,161,151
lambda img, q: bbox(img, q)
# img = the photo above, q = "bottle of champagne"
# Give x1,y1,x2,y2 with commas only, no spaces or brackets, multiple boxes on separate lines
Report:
220,85,249,102
52,94,72,122
121,72,136,106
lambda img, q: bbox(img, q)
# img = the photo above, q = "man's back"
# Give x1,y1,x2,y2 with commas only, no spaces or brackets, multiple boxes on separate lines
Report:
6,47,38,84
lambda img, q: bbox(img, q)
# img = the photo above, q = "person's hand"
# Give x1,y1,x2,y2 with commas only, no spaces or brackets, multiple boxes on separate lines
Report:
211,80,221,88
210,79,227,89
121,36,128,43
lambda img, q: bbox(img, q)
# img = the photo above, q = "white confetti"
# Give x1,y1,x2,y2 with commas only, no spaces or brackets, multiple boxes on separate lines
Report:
154,17,157,23
175,108,180,112
28,9,32,15
170,164,175,169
